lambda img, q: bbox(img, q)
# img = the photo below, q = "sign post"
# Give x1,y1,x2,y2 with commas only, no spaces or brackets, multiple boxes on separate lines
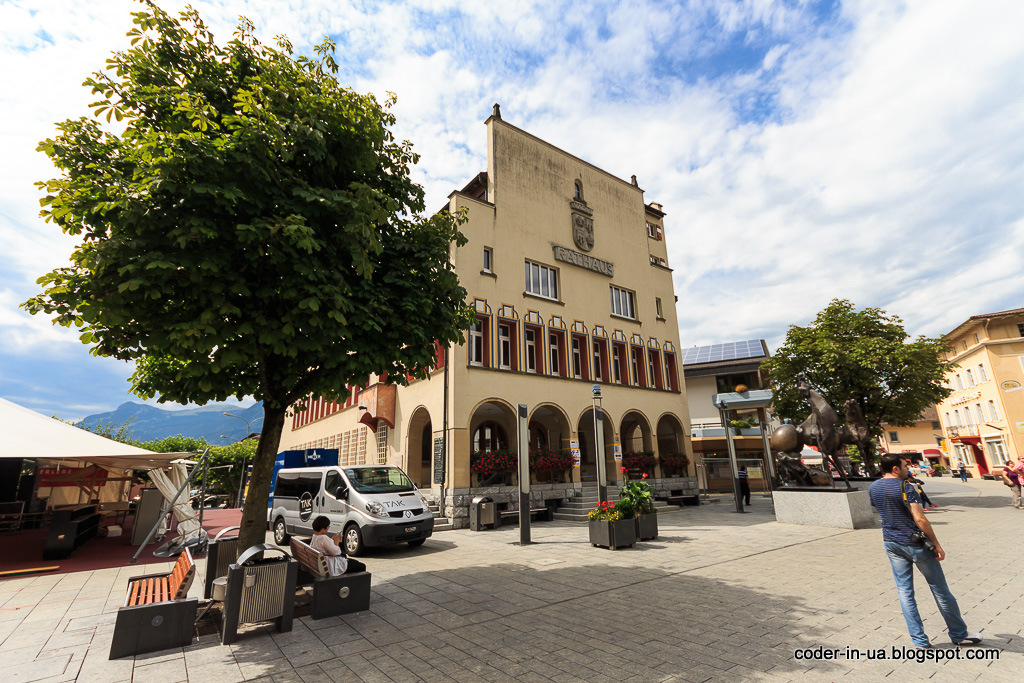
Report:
517,403,531,545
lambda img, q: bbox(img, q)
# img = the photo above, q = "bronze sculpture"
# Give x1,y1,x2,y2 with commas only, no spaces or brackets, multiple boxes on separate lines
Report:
770,375,867,488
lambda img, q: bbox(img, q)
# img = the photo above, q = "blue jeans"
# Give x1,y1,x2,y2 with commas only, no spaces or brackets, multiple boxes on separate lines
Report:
884,541,968,646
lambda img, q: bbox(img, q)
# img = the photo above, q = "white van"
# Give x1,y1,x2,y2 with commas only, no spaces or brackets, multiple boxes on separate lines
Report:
268,465,434,555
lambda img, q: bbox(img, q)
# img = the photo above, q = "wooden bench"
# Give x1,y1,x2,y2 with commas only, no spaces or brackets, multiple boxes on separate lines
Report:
290,538,371,619
498,506,553,525
667,495,701,507
109,548,197,659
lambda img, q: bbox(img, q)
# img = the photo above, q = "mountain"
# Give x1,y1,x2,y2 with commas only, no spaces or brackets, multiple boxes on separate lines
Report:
79,401,265,444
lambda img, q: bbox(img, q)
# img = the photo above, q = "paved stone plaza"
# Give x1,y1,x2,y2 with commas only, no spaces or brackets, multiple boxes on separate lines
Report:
2,479,1021,682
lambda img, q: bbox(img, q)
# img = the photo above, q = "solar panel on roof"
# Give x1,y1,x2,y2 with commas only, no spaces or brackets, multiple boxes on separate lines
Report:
682,339,763,366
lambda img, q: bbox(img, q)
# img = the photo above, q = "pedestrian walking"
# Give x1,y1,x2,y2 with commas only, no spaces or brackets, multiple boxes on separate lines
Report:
738,466,751,506
957,459,968,482
906,463,937,509
868,453,982,649
1002,460,1022,509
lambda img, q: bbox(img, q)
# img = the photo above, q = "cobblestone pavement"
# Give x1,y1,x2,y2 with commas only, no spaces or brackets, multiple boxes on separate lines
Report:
2,479,1021,682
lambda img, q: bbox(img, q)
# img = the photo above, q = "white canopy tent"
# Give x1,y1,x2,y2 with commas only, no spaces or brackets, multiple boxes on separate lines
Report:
1,397,202,543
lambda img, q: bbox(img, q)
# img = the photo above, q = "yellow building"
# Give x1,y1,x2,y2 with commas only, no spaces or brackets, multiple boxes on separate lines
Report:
934,307,1024,478
877,407,945,469
277,107,695,526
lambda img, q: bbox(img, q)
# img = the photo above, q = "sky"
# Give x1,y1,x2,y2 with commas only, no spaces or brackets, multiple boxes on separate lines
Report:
1,0,1022,420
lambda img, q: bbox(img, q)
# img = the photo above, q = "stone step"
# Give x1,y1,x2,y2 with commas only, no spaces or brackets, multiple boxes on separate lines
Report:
433,520,453,532
552,511,590,522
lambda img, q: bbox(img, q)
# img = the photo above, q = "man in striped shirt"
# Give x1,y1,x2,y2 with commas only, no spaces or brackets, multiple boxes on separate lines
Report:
868,453,981,648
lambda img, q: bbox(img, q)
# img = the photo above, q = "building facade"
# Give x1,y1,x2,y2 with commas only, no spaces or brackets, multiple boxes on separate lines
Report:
683,340,773,492
934,308,1024,477
877,407,945,469
276,108,695,526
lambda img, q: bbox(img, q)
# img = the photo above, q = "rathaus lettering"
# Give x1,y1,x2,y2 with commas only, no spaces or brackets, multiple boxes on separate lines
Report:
552,245,614,277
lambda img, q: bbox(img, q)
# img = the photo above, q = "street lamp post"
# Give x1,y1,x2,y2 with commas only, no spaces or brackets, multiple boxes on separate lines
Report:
223,412,263,507
592,385,607,503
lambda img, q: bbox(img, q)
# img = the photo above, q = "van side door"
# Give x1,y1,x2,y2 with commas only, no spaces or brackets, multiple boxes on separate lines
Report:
293,471,325,536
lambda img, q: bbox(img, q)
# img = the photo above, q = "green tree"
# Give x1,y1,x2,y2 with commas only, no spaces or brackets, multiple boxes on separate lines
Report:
52,415,141,446
24,2,472,553
761,299,954,471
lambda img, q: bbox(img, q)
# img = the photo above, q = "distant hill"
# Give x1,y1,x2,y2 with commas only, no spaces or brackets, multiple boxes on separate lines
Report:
80,401,265,444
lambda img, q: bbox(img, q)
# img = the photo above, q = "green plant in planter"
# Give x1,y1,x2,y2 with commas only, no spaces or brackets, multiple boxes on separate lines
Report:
470,449,517,479
659,452,690,475
529,447,573,473
729,417,757,434
621,451,655,471
618,466,654,515
588,500,626,521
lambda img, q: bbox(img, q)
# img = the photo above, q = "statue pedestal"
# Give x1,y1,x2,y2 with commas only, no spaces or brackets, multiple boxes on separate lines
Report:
773,488,874,529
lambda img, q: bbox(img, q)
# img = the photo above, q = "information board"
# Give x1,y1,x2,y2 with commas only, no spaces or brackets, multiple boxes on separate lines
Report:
569,438,581,467
433,436,445,485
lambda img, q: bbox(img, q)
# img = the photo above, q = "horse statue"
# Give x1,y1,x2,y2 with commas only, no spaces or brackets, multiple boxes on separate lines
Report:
770,375,853,488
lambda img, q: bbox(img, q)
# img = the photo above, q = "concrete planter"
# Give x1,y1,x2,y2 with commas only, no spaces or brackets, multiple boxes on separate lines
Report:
635,512,658,540
773,488,874,529
588,518,636,549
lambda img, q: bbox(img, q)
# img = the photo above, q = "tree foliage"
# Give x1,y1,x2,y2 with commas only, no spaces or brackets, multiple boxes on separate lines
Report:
761,299,954,465
24,2,473,552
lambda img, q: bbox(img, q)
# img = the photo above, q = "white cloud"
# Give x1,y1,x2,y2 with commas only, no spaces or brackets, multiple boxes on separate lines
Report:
1,0,1022,414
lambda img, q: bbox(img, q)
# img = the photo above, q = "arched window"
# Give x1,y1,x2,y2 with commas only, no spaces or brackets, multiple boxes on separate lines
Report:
473,421,507,452
574,180,583,200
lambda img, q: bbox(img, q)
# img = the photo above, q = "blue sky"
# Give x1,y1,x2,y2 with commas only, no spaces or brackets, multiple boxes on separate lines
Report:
1,0,1022,419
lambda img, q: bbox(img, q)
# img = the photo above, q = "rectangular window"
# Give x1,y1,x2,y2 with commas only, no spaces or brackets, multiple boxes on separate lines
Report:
986,439,1009,465
977,364,988,382
612,344,623,384
961,340,968,351
954,375,963,391
988,400,1000,421
655,297,663,319
376,422,388,464
974,404,985,424
525,261,558,300
483,247,492,273
973,332,980,344
498,323,512,370
610,285,636,319
571,337,582,379
664,353,679,391
888,431,899,443
593,341,604,382
548,331,565,377
469,321,484,366
945,412,952,429
525,328,537,373
1018,323,1024,337
965,369,975,387
630,346,646,387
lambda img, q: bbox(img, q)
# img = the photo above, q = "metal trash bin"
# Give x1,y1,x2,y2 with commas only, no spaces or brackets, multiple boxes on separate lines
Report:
220,543,297,645
203,526,239,599
469,496,497,531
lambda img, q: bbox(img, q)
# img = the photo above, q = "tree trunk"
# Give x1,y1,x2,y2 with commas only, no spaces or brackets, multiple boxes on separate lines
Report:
236,403,287,557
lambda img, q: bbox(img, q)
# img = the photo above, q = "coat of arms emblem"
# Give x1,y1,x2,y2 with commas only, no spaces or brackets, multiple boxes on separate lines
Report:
572,213,594,252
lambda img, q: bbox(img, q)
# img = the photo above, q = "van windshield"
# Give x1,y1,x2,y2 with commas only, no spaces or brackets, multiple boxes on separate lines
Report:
343,467,415,494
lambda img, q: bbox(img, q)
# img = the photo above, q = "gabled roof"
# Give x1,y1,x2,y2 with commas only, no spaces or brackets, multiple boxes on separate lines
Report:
947,307,1024,338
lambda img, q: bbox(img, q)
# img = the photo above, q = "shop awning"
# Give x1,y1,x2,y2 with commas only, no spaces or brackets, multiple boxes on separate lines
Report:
1,397,192,470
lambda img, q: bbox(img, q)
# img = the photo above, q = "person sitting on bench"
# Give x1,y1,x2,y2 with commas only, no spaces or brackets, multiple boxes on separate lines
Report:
309,516,367,576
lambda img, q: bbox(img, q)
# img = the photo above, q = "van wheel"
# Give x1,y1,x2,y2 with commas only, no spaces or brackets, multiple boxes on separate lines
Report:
407,539,425,548
273,517,290,546
343,524,364,556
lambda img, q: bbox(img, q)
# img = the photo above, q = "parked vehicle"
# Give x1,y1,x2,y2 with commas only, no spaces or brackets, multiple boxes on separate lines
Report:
268,465,433,555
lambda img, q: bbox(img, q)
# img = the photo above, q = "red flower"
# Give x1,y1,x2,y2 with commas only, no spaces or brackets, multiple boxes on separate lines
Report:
620,466,626,473
642,473,648,479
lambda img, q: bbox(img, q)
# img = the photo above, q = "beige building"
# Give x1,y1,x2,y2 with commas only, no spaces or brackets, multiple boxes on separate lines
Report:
878,406,945,469
277,107,695,526
934,307,1024,478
